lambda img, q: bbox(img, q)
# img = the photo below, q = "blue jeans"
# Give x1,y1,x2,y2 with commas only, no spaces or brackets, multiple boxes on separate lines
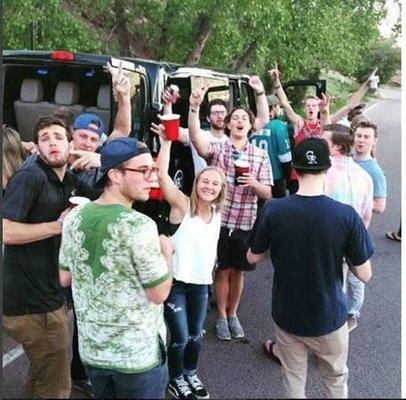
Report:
347,270,365,319
164,280,208,379
85,361,168,399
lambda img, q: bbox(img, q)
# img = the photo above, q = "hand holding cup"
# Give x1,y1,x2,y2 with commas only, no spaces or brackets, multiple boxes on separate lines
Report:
234,159,250,186
158,114,180,141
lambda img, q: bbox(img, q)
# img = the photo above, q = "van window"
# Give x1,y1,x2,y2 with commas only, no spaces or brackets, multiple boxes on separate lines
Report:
3,62,146,142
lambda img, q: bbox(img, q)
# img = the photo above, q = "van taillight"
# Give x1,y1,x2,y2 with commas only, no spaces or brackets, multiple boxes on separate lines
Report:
50,51,74,61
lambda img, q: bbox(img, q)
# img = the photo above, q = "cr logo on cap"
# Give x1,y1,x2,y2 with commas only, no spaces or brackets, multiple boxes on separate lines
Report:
306,150,317,165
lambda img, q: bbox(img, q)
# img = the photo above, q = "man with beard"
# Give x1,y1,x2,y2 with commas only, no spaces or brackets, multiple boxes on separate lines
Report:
162,88,230,175
3,115,75,398
20,61,131,202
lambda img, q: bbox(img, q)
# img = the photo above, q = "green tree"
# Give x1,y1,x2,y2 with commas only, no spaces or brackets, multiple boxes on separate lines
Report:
4,0,390,85
4,0,102,52
354,38,401,84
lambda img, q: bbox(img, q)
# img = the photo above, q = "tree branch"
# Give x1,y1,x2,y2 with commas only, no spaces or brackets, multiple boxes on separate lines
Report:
113,0,131,56
229,42,257,71
184,14,213,67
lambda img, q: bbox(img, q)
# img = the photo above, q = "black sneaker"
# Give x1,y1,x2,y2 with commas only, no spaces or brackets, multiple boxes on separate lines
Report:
168,376,196,399
184,374,209,399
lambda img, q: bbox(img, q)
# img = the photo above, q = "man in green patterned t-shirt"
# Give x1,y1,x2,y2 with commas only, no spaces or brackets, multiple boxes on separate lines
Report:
59,138,173,399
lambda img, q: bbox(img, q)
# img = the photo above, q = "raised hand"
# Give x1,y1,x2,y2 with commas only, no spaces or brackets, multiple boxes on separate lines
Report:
106,61,130,97
162,87,173,105
267,63,280,81
319,93,330,114
189,87,207,108
248,75,265,94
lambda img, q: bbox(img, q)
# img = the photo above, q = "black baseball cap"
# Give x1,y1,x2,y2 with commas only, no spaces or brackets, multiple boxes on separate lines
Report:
292,138,331,171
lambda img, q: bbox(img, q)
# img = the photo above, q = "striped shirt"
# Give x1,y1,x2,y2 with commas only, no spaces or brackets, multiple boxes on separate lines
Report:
324,155,373,221
208,139,273,231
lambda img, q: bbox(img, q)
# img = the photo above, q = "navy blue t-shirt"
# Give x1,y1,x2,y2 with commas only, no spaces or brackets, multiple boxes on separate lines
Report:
250,194,374,337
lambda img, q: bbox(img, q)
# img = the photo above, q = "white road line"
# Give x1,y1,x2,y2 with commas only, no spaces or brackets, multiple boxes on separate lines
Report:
2,345,25,367
365,102,380,115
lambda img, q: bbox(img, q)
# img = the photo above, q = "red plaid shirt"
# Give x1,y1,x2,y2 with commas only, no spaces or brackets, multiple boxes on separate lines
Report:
208,139,273,230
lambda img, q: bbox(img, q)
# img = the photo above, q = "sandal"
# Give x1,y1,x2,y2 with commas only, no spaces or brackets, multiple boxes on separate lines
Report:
386,231,401,242
263,340,282,366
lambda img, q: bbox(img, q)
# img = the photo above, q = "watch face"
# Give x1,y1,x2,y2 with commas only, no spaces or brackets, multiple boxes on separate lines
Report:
173,170,184,190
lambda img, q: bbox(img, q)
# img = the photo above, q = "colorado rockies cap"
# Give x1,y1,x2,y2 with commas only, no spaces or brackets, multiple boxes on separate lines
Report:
292,137,331,171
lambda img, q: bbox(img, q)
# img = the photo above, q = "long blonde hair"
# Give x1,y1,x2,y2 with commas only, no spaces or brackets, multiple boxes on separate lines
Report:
189,166,227,217
3,126,26,187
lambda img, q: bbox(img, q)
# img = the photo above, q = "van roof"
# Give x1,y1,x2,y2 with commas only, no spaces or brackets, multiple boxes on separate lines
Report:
3,50,112,65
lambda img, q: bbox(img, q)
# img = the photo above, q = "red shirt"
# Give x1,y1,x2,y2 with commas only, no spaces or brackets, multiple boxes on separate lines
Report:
290,120,324,180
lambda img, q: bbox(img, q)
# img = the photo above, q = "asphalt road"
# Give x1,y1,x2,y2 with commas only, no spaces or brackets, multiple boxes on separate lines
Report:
2,87,401,399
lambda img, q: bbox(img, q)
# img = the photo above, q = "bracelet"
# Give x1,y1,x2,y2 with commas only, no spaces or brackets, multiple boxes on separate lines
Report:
274,85,281,90
256,91,265,96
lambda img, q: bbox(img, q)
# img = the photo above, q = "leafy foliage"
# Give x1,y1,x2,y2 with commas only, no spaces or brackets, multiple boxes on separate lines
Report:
4,0,102,52
353,38,401,84
4,0,397,84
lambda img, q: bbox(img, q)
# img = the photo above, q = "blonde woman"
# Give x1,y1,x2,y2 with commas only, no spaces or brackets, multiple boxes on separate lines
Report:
2,126,27,190
151,122,226,399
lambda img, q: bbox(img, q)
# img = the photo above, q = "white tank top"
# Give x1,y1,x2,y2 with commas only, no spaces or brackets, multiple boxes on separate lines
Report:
171,209,221,284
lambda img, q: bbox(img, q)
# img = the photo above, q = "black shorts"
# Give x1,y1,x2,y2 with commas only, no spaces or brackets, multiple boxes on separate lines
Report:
216,227,256,271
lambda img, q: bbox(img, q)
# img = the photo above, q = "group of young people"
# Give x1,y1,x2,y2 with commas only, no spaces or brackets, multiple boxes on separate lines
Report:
2,63,387,399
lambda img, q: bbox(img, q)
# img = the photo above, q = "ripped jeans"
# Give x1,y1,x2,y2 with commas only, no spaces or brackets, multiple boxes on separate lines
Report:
164,279,208,380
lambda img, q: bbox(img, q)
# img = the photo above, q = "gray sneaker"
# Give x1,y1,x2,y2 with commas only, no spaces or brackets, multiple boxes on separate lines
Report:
216,318,231,341
347,316,358,333
228,317,244,339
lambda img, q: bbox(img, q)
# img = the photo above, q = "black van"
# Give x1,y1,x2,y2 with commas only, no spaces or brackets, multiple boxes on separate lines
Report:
2,50,149,142
2,50,260,232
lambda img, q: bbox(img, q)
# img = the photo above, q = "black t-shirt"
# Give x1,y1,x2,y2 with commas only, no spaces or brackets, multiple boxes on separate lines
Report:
20,153,102,200
250,195,374,337
3,157,76,315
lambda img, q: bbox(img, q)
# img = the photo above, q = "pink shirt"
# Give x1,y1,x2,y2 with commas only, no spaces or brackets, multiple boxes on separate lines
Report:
325,155,373,221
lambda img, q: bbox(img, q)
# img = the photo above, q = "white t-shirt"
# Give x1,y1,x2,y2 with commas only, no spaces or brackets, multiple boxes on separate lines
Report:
183,129,228,174
171,209,221,284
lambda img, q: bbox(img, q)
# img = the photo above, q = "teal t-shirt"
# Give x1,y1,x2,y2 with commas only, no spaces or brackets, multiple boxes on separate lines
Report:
250,119,291,180
59,203,170,373
355,158,387,198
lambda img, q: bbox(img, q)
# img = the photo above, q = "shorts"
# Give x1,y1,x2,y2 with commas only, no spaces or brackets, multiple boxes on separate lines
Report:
216,227,256,271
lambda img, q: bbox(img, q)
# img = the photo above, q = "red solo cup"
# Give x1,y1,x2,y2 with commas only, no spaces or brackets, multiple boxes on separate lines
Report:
149,187,164,201
234,161,250,186
69,196,91,209
160,114,180,141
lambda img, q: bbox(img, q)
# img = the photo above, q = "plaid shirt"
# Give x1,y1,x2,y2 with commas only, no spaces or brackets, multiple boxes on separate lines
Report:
325,155,373,221
208,139,273,230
